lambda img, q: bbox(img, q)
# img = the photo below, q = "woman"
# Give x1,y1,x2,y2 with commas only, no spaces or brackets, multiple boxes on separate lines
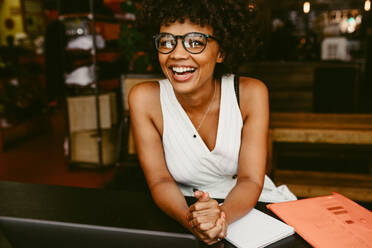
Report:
129,0,289,245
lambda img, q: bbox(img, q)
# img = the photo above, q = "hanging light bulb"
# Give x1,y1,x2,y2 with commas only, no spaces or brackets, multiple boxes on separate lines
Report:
365,0,371,11
303,1,311,14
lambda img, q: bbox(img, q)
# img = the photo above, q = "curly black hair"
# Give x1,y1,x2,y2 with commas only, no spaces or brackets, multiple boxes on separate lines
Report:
138,0,260,78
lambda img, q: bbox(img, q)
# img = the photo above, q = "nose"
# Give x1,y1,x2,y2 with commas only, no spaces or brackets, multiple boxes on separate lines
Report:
169,38,189,59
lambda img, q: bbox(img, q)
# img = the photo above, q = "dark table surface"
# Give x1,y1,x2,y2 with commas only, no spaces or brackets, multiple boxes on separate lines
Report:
0,180,311,248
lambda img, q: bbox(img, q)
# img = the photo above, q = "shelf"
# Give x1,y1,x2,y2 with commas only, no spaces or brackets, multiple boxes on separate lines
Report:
18,54,44,65
59,2,124,169
97,51,121,62
65,79,120,92
66,49,121,63
59,13,127,23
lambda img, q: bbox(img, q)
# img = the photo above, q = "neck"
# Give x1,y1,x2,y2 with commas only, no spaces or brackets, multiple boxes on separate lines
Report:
176,79,218,114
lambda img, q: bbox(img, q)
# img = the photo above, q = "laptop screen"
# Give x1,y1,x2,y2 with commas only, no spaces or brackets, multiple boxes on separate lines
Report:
0,216,200,248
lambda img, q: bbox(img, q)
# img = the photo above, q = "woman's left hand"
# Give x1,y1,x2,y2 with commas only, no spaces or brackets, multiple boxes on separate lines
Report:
191,213,227,245
187,191,227,243
187,191,220,230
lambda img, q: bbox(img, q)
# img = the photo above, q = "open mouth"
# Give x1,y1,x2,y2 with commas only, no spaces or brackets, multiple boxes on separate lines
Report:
169,66,197,81
170,66,196,75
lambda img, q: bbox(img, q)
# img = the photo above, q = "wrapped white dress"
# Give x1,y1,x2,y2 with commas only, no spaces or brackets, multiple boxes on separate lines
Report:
159,75,296,202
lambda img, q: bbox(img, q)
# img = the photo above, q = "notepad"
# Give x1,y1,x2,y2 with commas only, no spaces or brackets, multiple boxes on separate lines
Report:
267,192,372,248
225,208,295,248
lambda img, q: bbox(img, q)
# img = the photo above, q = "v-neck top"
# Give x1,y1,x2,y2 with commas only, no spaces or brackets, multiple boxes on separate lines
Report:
159,74,243,198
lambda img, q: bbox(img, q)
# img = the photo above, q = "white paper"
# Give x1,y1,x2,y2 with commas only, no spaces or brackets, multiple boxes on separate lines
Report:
225,208,295,248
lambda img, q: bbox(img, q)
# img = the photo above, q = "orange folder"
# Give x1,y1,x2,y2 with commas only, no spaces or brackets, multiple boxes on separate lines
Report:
267,192,372,248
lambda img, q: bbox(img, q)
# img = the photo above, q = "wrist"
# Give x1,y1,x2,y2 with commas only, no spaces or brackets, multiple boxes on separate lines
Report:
219,204,229,225
182,209,193,231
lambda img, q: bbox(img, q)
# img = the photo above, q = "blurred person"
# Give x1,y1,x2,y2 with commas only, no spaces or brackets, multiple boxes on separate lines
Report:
44,5,66,107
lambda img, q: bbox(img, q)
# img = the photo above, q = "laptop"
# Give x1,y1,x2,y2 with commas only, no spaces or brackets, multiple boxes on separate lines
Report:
0,216,200,248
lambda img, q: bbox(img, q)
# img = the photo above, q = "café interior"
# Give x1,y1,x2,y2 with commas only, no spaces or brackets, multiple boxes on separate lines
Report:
0,0,371,215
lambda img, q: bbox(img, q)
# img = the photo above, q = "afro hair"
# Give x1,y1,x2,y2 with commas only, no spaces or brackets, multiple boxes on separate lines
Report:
138,0,261,78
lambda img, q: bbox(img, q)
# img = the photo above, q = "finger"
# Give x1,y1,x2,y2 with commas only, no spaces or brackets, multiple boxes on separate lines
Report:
192,228,221,246
191,228,209,243
194,191,210,202
190,207,220,219
204,218,223,241
187,203,215,220
201,192,210,201
189,198,219,212
218,214,227,239
189,214,218,229
193,190,204,199
194,230,217,246
196,221,215,231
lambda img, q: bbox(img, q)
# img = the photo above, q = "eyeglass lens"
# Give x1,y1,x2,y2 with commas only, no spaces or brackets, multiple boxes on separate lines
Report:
156,33,207,54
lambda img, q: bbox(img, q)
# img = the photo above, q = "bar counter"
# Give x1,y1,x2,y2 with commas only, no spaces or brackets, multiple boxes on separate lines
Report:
0,180,310,248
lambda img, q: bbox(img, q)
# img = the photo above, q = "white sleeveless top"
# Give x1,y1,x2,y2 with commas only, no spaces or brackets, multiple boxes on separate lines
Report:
159,74,298,202
159,74,242,198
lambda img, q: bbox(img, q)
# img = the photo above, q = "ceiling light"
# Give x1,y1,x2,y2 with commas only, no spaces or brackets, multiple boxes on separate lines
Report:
303,1,311,14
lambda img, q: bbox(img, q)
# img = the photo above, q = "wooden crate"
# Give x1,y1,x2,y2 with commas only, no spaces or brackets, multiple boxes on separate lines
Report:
67,92,117,132
70,129,117,166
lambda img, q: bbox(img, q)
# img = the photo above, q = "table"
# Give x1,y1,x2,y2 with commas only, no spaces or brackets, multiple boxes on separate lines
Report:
0,181,310,248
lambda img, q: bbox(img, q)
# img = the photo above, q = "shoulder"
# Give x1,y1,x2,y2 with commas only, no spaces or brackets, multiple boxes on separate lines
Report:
239,76,268,98
128,81,160,108
238,76,269,119
128,81,161,117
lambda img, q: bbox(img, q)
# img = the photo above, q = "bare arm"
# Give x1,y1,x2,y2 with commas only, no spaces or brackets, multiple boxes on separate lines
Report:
220,77,269,225
128,82,190,228
129,82,225,244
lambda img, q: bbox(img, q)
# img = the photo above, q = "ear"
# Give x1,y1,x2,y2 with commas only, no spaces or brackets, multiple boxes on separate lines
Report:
216,50,225,63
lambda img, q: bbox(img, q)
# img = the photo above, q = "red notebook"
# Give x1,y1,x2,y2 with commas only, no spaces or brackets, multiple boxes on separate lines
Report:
267,192,372,248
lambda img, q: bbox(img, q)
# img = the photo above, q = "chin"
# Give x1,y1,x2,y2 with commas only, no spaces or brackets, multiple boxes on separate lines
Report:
170,80,197,95
166,70,200,94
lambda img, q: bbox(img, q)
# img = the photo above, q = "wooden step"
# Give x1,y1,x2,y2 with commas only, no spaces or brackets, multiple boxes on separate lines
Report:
275,169,372,202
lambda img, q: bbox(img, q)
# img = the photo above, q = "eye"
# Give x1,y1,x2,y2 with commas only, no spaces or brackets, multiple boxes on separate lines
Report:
185,37,205,48
190,39,204,48
158,37,175,49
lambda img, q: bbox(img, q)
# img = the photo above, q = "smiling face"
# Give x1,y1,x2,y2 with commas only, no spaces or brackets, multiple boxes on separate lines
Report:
158,19,223,95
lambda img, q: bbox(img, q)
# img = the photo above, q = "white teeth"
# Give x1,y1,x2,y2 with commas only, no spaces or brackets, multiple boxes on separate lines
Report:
171,67,195,73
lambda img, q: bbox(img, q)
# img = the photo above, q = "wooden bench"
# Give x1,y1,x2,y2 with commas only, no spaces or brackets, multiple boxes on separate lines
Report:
268,112,372,202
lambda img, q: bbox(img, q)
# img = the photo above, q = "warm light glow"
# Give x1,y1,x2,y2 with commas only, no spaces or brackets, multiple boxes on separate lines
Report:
303,1,311,14
365,0,371,11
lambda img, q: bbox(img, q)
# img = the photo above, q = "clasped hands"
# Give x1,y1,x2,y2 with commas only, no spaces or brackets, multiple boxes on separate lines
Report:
186,191,227,245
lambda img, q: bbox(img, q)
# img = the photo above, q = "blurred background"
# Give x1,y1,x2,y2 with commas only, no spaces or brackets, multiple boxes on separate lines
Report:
0,0,371,208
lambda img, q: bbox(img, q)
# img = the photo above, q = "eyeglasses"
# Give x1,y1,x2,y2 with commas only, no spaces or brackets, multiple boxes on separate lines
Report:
153,32,217,54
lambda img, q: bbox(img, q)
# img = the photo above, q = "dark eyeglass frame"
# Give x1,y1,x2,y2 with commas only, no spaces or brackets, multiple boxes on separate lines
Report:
153,32,218,54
